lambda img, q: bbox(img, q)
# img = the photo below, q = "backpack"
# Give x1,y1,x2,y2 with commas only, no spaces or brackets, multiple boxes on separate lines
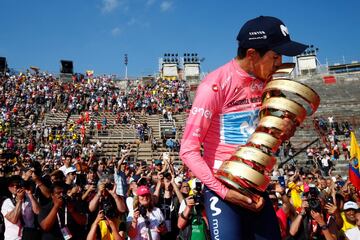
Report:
178,212,209,240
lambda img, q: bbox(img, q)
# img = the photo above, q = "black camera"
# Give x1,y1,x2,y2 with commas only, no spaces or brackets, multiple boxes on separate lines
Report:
101,199,117,219
20,180,32,190
306,186,322,213
138,205,151,226
139,205,147,218
193,182,203,204
105,182,114,190
62,194,71,204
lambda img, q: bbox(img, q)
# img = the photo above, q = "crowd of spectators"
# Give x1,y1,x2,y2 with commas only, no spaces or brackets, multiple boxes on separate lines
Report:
0,71,359,239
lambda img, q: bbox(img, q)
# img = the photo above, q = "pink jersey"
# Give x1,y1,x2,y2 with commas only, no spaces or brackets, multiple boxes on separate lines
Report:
180,59,265,199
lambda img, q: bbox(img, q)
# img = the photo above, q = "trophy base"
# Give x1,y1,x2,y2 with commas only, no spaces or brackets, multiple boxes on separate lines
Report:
217,175,262,203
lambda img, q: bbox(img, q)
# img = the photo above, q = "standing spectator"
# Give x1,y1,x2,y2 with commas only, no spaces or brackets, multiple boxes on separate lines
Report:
345,208,360,240
59,155,75,176
321,154,331,176
1,175,41,240
38,182,87,239
341,201,359,235
127,185,167,240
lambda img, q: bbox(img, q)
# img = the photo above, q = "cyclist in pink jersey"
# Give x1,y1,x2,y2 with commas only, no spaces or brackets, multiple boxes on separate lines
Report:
180,16,307,239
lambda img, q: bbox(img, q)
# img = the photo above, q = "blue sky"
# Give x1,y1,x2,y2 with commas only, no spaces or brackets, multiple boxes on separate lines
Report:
1,0,360,77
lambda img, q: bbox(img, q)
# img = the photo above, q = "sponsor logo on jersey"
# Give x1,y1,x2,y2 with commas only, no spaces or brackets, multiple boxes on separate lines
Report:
220,110,259,144
191,107,213,119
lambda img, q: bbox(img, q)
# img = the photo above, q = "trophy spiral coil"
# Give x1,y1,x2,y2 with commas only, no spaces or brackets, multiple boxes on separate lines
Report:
215,63,320,202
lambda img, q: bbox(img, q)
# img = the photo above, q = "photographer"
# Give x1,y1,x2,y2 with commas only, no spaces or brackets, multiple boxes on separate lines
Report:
88,175,127,237
127,185,167,240
289,185,338,240
1,175,40,239
88,175,127,215
38,181,87,239
153,171,184,239
177,183,209,240
86,210,124,240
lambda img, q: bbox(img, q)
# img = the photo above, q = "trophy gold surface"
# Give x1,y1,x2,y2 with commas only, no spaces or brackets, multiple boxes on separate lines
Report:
215,63,320,202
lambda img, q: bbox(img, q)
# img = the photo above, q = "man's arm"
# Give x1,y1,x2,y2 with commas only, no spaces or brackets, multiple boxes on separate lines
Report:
33,173,51,198
180,79,260,210
109,187,127,213
39,196,63,232
26,190,40,215
68,202,87,225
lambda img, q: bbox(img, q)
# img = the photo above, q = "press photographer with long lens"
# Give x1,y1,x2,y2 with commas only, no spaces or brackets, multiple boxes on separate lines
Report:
289,184,338,240
127,185,167,240
180,16,308,239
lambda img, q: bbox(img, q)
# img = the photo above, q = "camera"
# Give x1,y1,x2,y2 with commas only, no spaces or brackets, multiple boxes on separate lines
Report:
20,180,32,190
101,199,117,219
193,182,203,204
62,194,71,204
305,186,322,213
325,196,334,204
139,205,147,218
138,205,151,226
105,182,114,190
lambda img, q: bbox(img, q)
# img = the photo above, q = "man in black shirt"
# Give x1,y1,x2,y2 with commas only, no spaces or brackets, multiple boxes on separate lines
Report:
38,182,86,240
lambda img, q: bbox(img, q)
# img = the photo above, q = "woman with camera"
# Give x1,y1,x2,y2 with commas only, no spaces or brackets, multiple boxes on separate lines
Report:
127,185,167,240
153,171,184,240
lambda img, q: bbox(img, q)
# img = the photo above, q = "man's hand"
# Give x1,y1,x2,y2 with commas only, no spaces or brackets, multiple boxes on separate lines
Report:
224,189,265,212
53,194,64,209
185,196,196,207
108,183,117,196
274,183,285,195
98,182,105,194
156,221,167,234
95,210,105,224
310,210,326,226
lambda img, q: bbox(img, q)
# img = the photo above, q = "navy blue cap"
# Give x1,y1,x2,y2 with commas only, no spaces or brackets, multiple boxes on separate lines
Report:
237,16,307,56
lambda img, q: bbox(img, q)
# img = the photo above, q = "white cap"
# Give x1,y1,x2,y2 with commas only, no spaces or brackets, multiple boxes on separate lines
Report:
64,166,77,175
343,201,359,210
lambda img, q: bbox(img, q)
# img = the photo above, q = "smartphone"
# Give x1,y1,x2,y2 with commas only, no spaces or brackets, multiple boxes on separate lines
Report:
278,176,286,188
325,196,334,204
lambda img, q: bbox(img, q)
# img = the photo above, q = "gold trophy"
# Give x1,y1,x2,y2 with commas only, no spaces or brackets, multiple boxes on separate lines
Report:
215,63,320,202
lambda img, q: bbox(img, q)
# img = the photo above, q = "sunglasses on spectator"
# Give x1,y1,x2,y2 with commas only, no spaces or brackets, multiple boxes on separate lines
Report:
307,176,314,179
9,183,21,188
